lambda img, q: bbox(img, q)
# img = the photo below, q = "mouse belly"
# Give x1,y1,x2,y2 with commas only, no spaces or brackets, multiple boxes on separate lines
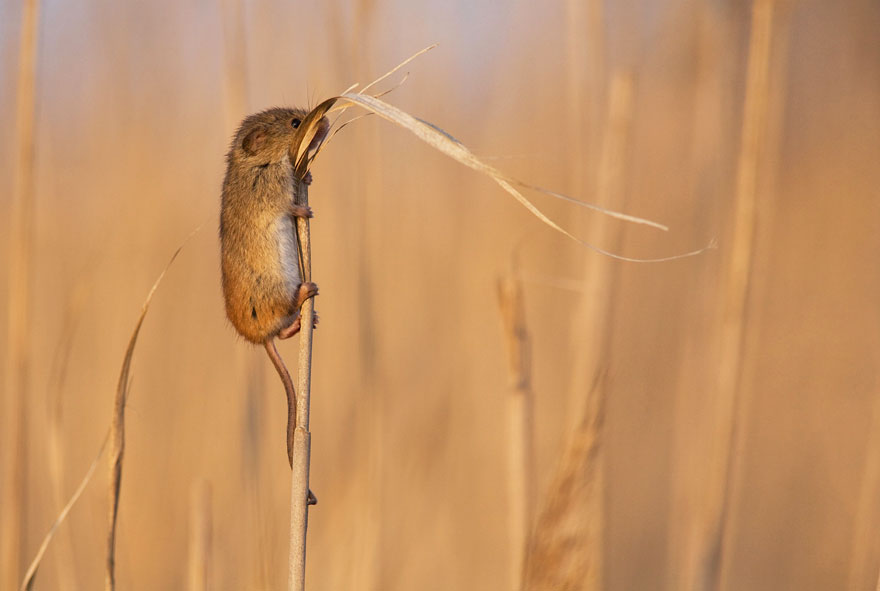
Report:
221,215,302,343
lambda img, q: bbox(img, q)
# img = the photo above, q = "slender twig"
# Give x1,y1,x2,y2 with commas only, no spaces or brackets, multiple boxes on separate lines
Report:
288,177,316,591
2,1,41,588
497,270,535,591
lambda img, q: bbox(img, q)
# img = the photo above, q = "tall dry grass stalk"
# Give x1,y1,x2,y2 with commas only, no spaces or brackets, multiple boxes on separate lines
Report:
521,70,633,591
689,1,776,589
564,0,604,195
19,434,108,591
565,70,635,418
20,243,186,591
348,20,384,589
187,481,213,591
522,369,607,591
497,271,535,590
288,177,316,591
2,1,41,589
45,289,85,587
218,0,248,127
106,244,189,591
850,387,880,590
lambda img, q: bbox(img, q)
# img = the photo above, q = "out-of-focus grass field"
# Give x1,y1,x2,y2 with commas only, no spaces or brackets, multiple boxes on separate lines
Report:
1,1,878,589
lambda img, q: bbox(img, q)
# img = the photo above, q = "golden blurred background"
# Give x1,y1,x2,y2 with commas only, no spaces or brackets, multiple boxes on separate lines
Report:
1,0,878,589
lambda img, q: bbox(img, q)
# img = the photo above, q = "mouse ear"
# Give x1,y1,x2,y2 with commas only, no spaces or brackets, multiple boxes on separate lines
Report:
241,126,267,155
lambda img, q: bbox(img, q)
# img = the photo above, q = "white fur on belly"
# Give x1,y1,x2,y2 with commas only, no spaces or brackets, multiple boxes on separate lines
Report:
275,215,302,293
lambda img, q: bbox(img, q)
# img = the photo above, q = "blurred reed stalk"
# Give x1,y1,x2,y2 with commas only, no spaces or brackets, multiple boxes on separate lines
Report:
348,12,383,588
2,0,41,589
45,290,85,588
564,0,604,197
690,1,777,589
563,69,632,430
523,70,633,591
497,270,536,590
521,369,607,591
218,0,247,127
288,177,316,591
187,481,213,591
849,386,880,590
105,245,188,591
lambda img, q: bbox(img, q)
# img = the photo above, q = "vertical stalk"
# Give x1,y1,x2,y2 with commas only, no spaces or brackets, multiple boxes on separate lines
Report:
187,481,213,591
2,1,41,589
693,1,776,589
288,178,315,591
497,272,535,591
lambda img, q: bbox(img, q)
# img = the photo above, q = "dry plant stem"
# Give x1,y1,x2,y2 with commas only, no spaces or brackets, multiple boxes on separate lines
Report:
522,370,607,591
288,178,315,591
20,240,187,591
526,71,633,591
20,433,109,591
2,1,40,588
693,2,775,590
497,274,535,591
105,243,190,591
187,481,213,591
45,296,83,587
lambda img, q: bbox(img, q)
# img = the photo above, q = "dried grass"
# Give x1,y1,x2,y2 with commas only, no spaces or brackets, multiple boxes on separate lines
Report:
522,370,607,591
689,1,778,589
2,0,41,588
497,269,535,590
105,239,191,590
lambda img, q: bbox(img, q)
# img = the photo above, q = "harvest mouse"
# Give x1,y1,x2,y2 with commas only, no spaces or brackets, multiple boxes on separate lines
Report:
220,107,329,481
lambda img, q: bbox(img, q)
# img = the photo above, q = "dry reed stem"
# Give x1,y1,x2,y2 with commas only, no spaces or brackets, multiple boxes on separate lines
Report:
565,71,635,426
691,2,775,589
520,72,633,591
218,0,248,127
850,386,880,590
2,1,41,588
497,271,535,591
44,289,85,587
522,369,607,591
187,481,213,591
288,177,315,591
348,30,384,591
106,241,191,591
19,433,109,591
564,0,604,195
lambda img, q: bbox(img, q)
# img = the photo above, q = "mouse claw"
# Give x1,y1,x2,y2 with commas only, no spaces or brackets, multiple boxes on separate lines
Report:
303,171,313,185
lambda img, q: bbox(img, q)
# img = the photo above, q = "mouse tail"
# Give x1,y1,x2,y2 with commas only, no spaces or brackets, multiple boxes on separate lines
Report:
264,338,295,468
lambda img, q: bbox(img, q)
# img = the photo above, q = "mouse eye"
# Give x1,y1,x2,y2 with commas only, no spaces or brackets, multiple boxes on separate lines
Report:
291,118,301,128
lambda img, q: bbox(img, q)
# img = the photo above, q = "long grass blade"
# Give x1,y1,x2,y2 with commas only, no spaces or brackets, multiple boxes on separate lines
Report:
105,235,194,590
21,232,194,591
285,87,713,263
20,433,109,591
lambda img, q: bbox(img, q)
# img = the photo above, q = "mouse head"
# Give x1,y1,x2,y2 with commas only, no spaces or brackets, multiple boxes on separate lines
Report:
231,107,329,166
